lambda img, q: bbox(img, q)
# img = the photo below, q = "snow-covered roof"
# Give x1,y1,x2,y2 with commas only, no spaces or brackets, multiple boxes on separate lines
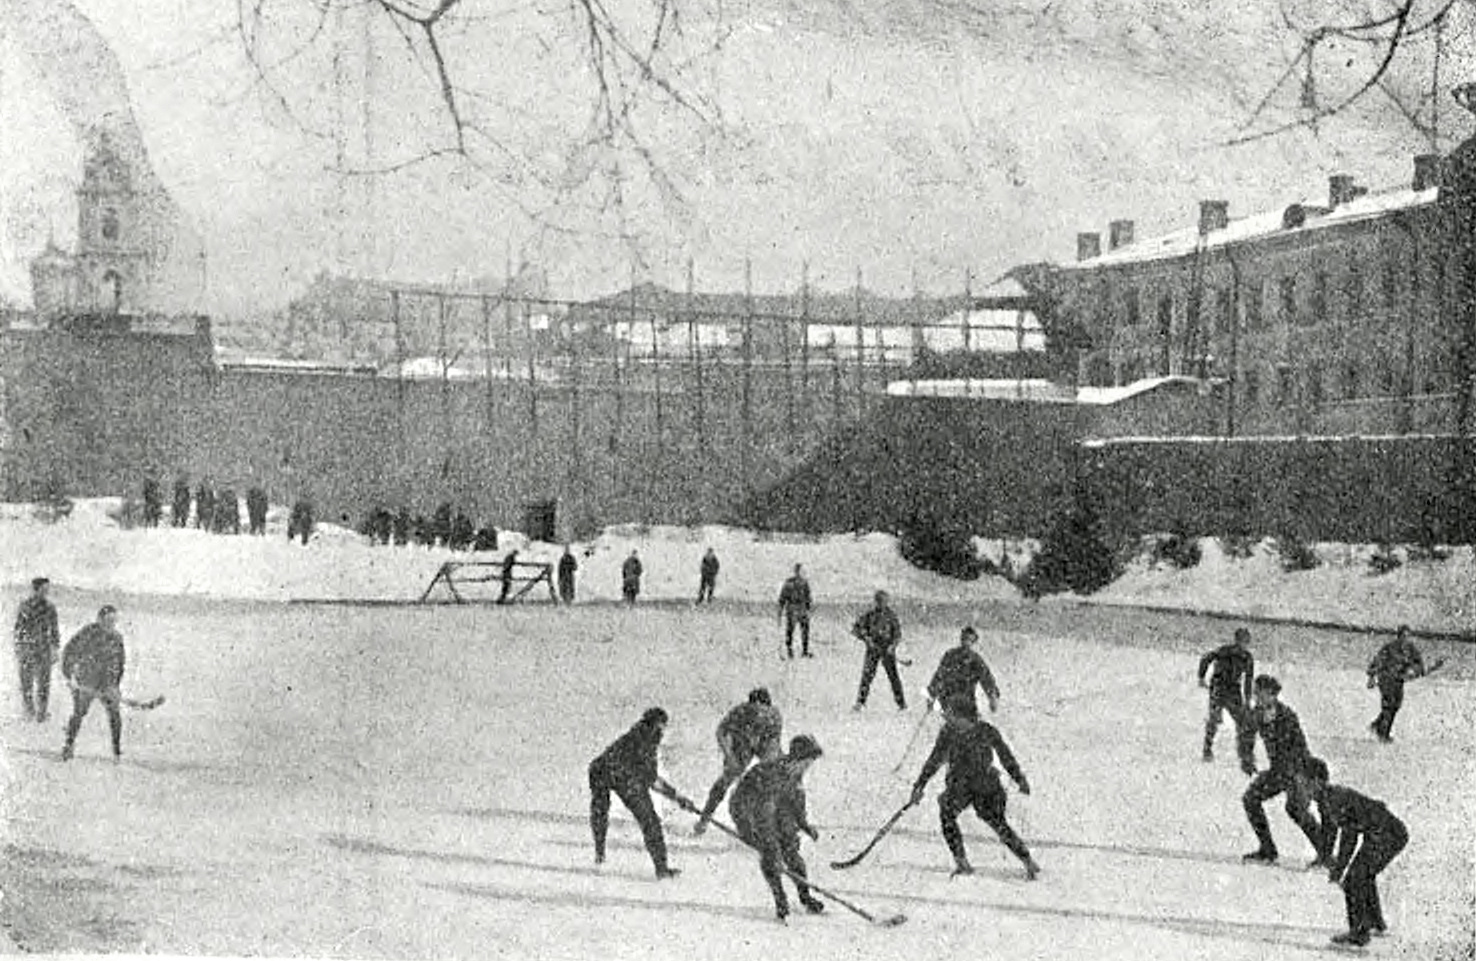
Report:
887,375,1210,404
1062,185,1439,272
220,356,378,376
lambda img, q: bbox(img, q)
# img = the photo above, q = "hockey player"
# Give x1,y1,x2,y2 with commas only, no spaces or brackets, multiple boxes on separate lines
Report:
1300,757,1406,947
852,590,906,711
696,548,720,604
13,576,60,722
1366,625,1426,743
927,626,1000,715
60,605,127,762
694,687,784,835
729,734,826,922
1197,626,1256,773
776,565,813,658
621,551,644,605
909,695,1039,879
1241,675,1327,866
588,707,681,879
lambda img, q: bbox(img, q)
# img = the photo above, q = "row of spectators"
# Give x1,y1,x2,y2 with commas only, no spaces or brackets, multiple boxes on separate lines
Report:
360,503,498,552
140,476,315,545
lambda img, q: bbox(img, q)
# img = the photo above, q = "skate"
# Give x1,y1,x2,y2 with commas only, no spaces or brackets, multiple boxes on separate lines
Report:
774,901,790,923
692,820,708,837
799,895,825,915
1023,858,1041,881
1202,747,1213,762
655,867,681,880
1241,848,1278,864
851,702,864,713
951,857,975,877
1331,930,1370,948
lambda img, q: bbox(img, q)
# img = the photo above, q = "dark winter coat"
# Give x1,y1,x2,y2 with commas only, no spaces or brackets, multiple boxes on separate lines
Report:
1199,643,1255,702
851,606,900,654
622,556,643,588
558,552,578,584
777,576,811,615
1368,638,1424,684
591,717,664,790
1252,702,1313,777
1319,785,1407,877
730,755,815,846
927,646,999,706
700,553,720,581
717,702,783,759
61,623,126,691
914,720,1028,797
13,595,59,649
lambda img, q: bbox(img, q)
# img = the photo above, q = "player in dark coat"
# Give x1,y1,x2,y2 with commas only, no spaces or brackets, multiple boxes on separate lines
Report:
171,476,192,528
13,576,60,721
621,551,643,604
588,707,680,879
141,476,162,527
696,548,720,604
497,549,519,605
1198,626,1256,773
60,605,127,762
852,590,906,710
694,688,784,834
557,545,578,604
1241,675,1327,865
910,695,1038,879
927,626,1000,715
776,565,812,658
194,482,214,531
216,488,241,534
729,734,826,922
246,487,269,536
1366,625,1426,743
1301,758,1407,947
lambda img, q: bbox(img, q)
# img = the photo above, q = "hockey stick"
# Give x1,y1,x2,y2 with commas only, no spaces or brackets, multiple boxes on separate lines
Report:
69,682,166,711
663,787,907,927
890,703,935,775
829,799,916,870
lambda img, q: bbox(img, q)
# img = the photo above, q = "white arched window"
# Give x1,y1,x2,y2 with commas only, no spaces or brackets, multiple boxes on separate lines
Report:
101,208,120,242
101,270,123,313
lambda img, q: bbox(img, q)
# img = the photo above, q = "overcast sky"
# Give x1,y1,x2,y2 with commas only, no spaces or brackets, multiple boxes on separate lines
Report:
1,0,1470,318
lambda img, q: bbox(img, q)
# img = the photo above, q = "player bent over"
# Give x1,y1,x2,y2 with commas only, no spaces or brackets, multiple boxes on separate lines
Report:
588,707,681,879
694,688,783,835
910,695,1039,879
730,734,826,922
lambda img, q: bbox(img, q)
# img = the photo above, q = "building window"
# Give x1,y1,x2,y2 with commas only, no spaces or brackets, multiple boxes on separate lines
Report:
101,270,123,313
1245,281,1264,329
1215,288,1232,334
1124,288,1141,327
1312,272,1328,326
1382,258,1398,309
1344,260,1364,319
100,208,119,242
1276,365,1294,407
1279,277,1297,325
1241,367,1259,404
1342,363,1359,400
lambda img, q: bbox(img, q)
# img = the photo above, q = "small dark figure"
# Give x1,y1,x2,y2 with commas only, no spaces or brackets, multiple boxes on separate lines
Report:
776,564,812,658
697,547,720,604
215,488,241,534
394,508,412,547
1301,758,1407,948
852,590,906,711
288,500,315,546
1241,675,1327,866
1366,625,1426,743
431,503,453,549
588,707,680,879
621,550,643,605
171,476,192,528
413,515,431,547
141,476,162,527
13,576,60,722
497,549,520,605
472,524,498,552
246,487,269,536
61,605,126,762
451,511,474,552
194,482,215,531
729,734,826,922
910,696,1039,879
1199,626,1257,772
558,545,578,604
927,626,1000,715
695,687,784,834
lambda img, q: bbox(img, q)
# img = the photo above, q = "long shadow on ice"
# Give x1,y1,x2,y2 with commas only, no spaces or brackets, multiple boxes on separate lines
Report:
327,833,648,881
427,880,764,922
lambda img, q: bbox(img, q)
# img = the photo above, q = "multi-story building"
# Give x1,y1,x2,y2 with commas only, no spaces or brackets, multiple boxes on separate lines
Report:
1052,153,1456,436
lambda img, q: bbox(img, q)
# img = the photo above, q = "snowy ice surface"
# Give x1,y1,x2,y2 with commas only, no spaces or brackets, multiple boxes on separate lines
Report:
0,501,1472,960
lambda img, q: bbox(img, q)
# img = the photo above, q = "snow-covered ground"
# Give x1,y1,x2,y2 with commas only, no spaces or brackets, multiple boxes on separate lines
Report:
0,501,1472,959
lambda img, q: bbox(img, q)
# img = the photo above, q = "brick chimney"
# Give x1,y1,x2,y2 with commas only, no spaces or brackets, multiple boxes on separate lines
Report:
1108,220,1135,251
1413,154,1443,191
1328,174,1358,207
1197,200,1229,234
1076,232,1101,261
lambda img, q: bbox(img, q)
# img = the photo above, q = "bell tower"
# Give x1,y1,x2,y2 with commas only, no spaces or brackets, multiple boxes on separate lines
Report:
73,129,148,314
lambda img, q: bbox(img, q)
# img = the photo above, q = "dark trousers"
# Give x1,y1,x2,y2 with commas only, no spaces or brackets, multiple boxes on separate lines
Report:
1372,679,1405,740
588,763,669,873
698,735,760,823
559,576,575,604
1341,824,1406,935
64,687,122,756
1243,770,1324,858
15,646,52,717
857,648,906,708
732,810,814,914
1204,692,1255,769
622,582,640,604
783,613,810,656
939,782,1032,865
696,575,715,604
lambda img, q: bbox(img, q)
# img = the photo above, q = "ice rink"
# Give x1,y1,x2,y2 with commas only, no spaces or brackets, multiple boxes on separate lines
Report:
2,591,1471,959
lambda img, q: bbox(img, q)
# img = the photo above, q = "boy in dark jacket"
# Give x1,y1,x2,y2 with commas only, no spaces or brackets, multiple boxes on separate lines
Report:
730,734,826,922
1198,626,1256,772
1301,758,1407,947
621,551,643,605
696,548,720,604
1242,675,1327,865
1366,625,1426,743
910,695,1039,879
927,626,999,715
13,576,60,721
60,605,127,761
852,590,905,711
588,707,680,879
694,688,784,834
776,565,812,658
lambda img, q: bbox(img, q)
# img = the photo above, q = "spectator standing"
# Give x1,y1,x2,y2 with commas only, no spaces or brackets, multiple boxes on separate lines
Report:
621,551,644,605
13,576,60,722
697,548,720,604
776,564,813,659
558,545,578,604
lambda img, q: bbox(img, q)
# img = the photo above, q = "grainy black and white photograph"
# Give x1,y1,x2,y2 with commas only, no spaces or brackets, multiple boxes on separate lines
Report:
1,0,1474,958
